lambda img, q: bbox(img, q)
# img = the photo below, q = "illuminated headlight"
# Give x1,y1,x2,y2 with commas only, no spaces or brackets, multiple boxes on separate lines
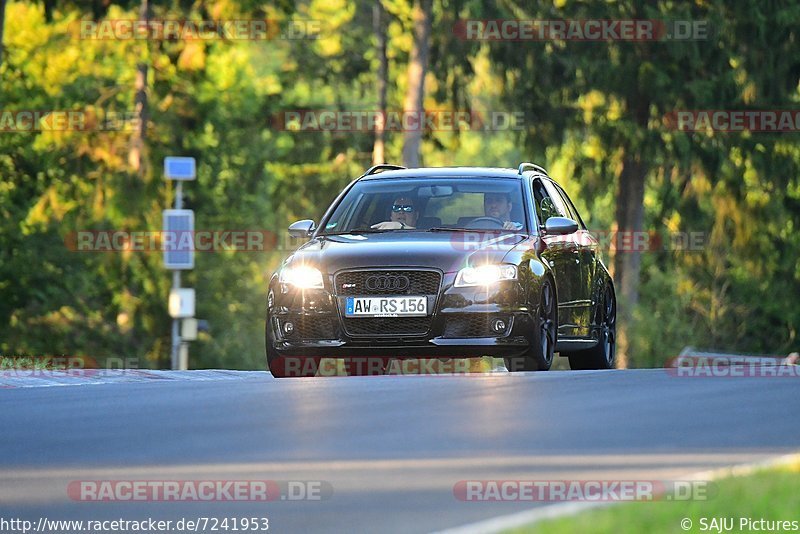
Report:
279,265,324,289
454,264,517,287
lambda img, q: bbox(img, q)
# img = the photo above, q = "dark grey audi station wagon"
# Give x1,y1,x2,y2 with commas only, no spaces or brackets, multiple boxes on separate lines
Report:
265,163,616,377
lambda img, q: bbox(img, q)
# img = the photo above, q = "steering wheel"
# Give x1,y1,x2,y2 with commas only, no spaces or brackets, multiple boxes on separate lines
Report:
465,216,506,229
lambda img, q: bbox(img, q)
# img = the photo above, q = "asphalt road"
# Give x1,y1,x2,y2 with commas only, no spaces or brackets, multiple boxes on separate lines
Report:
1,369,798,533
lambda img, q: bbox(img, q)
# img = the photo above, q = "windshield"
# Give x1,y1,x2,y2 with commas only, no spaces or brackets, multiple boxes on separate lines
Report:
319,177,528,234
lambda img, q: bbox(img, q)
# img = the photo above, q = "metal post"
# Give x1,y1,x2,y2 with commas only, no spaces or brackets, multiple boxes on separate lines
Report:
171,271,181,369
175,181,183,210
179,342,189,370
170,181,184,370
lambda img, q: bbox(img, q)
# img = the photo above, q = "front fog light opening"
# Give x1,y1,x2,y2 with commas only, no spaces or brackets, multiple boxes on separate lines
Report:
491,318,508,334
283,321,295,335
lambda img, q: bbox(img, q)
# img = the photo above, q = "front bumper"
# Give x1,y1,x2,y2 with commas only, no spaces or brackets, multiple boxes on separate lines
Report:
266,270,536,359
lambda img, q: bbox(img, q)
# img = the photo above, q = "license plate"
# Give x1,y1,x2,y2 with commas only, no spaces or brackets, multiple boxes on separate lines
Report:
345,296,427,317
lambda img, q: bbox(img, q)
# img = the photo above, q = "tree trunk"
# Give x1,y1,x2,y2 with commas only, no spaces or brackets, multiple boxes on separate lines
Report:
0,0,6,68
613,152,646,369
612,85,651,369
128,0,149,177
401,0,431,168
372,0,388,165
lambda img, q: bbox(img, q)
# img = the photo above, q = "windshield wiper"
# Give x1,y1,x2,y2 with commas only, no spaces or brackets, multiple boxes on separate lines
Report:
429,226,513,233
428,227,473,232
322,229,394,236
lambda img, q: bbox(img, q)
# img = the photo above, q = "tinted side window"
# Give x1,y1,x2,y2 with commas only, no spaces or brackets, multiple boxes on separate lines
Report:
533,178,568,225
551,182,586,229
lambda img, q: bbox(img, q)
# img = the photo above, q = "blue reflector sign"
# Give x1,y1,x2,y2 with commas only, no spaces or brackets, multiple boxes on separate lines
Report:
164,157,196,180
163,209,195,269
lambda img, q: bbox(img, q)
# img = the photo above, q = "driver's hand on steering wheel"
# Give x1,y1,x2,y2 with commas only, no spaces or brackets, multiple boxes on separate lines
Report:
503,221,523,230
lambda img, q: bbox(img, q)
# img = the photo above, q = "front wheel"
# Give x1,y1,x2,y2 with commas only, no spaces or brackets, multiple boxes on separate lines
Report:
567,284,616,370
506,278,557,372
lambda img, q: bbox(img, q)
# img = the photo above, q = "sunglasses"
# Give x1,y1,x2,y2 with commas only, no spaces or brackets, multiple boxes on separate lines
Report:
391,204,416,213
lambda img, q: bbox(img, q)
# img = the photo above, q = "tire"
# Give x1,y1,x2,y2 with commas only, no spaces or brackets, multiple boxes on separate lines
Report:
505,278,557,372
567,283,616,370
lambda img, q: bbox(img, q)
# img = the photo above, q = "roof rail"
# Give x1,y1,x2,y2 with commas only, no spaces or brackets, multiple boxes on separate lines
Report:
361,164,406,177
518,162,548,176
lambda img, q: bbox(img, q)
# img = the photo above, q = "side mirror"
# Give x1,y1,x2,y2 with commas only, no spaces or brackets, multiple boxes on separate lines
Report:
288,219,316,238
544,216,579,235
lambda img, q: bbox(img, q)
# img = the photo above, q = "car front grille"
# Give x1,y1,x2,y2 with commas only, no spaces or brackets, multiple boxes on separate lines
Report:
334,269,442,337
334,269,442,296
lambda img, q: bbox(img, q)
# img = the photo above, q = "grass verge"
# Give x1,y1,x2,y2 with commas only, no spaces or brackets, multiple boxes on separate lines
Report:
508,458,800,533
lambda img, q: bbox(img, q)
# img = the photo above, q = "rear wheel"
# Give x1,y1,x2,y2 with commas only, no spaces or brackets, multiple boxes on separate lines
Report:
567,284,616,370
506,278,557,372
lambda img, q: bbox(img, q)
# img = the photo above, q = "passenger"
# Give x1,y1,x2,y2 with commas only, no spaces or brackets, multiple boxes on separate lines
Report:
371,195,418,230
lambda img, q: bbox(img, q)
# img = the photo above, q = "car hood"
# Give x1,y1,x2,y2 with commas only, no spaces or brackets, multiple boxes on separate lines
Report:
285,231,529,274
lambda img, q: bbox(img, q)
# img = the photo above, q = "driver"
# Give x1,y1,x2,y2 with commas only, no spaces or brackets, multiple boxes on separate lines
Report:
484,192,523,230
371,195,418,230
